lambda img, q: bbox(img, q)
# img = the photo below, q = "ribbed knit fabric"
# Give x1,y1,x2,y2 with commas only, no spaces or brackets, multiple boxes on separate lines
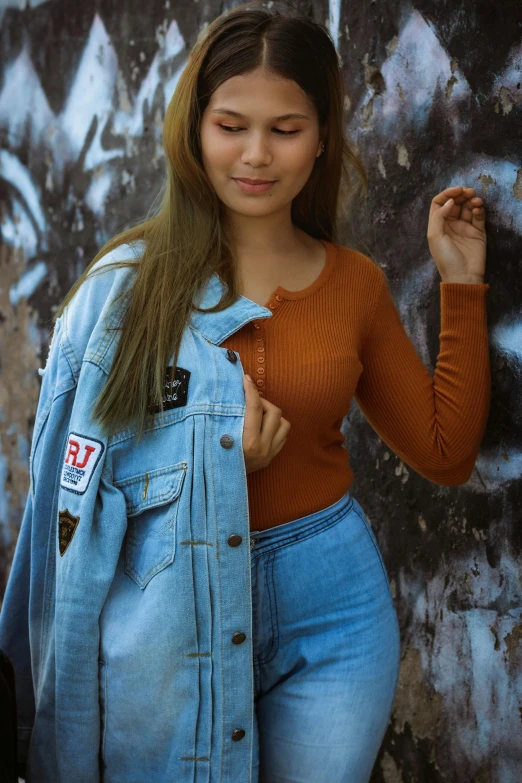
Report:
219,240,491,532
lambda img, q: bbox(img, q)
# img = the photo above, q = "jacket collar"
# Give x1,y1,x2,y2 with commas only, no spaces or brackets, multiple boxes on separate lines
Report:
189,271,273,345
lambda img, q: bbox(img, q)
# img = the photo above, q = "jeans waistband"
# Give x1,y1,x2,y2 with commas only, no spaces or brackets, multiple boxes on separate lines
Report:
249,489,353,554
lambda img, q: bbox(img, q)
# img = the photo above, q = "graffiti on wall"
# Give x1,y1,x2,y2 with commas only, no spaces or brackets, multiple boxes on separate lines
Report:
0,1,520,780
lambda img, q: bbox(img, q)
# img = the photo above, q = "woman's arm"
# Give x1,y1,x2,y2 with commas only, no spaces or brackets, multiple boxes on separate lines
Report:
354,272,490,485
354,185,490,485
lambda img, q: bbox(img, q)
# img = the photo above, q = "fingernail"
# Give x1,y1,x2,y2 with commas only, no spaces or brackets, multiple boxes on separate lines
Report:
245,374,252,382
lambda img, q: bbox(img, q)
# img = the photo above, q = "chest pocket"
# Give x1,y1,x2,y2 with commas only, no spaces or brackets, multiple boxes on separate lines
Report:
114,461,188,589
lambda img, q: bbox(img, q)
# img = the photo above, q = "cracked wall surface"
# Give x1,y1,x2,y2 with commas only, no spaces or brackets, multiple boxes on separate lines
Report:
0,1,520,780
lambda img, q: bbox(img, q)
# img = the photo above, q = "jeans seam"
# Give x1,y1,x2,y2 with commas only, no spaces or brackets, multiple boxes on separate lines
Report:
351,506,394,602
257,552,279,665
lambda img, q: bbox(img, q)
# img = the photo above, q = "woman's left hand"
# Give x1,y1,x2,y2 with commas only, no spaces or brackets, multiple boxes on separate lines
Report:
427,185,486,283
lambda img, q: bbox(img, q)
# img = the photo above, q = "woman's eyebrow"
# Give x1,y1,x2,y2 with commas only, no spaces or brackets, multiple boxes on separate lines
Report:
210,108,310,121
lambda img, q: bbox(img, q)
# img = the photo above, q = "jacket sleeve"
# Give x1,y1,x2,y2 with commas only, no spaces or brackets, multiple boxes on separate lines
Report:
354,270,491,485
1,246,137,780
51,454,128,782
0,314,68,775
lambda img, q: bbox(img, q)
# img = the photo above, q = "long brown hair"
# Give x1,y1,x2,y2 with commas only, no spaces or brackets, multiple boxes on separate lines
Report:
53,0,368,443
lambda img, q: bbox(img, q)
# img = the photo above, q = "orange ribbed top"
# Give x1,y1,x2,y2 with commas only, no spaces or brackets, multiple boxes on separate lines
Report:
220,240,491,532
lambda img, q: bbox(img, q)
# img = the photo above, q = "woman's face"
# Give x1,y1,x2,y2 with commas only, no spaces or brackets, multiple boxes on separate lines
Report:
199,68,323,219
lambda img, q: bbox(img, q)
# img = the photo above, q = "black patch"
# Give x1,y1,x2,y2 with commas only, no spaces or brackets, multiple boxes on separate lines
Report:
149,366,191,415
58,508,80,556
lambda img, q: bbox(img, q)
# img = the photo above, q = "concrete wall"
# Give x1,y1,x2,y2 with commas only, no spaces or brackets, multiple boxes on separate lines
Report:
0,1,520,780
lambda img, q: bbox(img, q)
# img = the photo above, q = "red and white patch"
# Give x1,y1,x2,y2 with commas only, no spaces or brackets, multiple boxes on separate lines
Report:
61,432,105,494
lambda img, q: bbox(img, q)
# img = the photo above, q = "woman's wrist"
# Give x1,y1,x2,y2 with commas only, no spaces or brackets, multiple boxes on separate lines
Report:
441,274,485,285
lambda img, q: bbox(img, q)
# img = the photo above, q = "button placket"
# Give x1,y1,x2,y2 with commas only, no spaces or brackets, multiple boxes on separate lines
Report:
250,296,283,398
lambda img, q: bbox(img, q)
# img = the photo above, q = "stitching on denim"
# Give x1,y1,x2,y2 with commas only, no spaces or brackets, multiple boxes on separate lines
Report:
114,462,187,489
30,403,53,500
37,425,69,696
124,491,182,586
125,490,179,517
99,660,107,762
257,552,279,665
179,757,210,762
208,411,226,783
107,404,249,447
78,292,130,380
190,454,202,766
59,338,79,385
88,293,129,366
250,499,353,563
351,506,393,601
61,336,79,380
62,308,80,377
125,543,174,586
126,502,178,542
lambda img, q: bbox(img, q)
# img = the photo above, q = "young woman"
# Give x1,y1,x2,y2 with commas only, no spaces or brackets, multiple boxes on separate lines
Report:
0,3,490,782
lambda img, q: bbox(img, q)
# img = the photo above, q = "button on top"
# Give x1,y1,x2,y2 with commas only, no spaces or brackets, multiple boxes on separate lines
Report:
226,349,237,363
220,434,234,449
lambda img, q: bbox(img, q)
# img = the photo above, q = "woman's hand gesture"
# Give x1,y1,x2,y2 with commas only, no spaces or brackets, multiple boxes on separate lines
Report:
242,374,291,475
427,185,486,284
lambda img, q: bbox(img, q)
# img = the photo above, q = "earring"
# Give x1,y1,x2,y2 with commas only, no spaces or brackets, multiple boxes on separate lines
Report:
319,142,325,155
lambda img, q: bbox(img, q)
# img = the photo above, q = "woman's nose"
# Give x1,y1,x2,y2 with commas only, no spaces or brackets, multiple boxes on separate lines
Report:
241,137,272,166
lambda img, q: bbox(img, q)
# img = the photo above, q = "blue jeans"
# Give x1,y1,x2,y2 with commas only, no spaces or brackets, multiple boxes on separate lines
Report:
249,489,400,783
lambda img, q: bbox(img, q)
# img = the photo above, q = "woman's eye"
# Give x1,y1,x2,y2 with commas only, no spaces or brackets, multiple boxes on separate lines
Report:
218,124,298,137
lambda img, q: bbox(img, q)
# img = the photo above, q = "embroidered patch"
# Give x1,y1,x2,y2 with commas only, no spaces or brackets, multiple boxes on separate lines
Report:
60,433,105,494
58,508,80,556
148,366,191,415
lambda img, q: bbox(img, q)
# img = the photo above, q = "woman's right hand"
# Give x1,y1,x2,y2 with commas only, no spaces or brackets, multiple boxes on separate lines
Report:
242,374,291,475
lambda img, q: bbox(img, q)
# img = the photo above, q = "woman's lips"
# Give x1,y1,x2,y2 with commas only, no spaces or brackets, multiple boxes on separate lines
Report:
232,178,277,193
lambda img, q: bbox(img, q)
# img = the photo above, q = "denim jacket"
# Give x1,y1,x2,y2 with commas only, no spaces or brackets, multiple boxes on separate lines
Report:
0,240,274,782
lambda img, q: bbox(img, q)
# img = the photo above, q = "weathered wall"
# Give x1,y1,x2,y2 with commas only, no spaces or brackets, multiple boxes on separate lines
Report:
0,1,520,780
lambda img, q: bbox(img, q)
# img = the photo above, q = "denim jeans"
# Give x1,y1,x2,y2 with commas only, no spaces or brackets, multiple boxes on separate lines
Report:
249,489,401,783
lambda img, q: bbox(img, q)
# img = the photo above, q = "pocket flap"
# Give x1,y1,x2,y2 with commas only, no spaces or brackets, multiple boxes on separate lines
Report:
114,462,187,517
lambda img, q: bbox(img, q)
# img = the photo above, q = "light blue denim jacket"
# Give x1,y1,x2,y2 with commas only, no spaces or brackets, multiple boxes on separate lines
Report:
0,240,274,782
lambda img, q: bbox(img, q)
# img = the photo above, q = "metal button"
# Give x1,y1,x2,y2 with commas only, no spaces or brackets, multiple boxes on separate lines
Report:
232,632,246,645
257,368,265,375
232,728,246,741
226,349,237,363
227,534,242,547
220,434,234,449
